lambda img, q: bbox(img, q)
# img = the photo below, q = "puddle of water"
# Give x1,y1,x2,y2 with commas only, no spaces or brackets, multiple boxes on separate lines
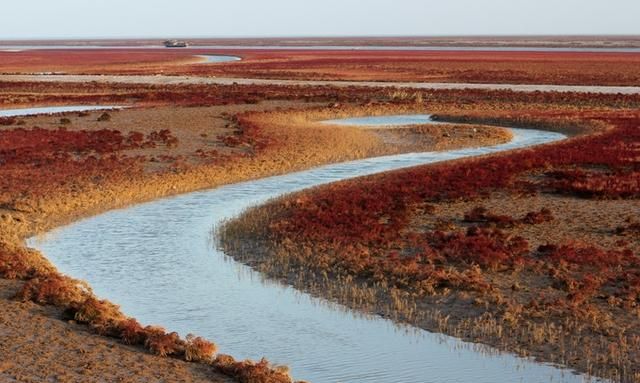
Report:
0,105,120,118
195,54,242,64
26,114,601,383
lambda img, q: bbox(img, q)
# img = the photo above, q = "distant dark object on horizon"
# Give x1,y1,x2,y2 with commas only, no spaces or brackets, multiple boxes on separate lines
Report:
164,40,189,48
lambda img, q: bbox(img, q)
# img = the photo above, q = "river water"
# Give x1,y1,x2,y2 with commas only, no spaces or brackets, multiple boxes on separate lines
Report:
22,111,601,382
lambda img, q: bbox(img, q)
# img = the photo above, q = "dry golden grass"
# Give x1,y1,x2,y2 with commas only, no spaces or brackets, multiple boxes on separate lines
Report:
246,103,511,165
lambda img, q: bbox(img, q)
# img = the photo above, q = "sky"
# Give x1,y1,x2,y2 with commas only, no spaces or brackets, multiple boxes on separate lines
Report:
1,0,639,39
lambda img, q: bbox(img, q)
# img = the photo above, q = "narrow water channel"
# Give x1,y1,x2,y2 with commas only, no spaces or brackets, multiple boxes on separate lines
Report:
23,112,600,383
0,105,120,117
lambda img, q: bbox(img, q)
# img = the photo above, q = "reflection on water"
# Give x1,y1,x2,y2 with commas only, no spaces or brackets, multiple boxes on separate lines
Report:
28,115,600,382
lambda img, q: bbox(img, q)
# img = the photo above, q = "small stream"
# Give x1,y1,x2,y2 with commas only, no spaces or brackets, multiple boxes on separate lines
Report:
20,110,601,383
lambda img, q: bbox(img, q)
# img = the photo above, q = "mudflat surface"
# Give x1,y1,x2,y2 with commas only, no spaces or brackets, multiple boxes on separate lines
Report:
2,74,640,94
413,192,640,256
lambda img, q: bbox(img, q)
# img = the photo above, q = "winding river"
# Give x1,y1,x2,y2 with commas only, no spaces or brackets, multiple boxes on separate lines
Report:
16,108,601,382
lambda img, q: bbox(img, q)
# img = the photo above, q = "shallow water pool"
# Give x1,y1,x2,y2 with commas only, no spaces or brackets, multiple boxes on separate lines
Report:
196,54,242,63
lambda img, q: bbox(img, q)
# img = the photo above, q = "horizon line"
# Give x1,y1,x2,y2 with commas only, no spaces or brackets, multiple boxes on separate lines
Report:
2,34,640,42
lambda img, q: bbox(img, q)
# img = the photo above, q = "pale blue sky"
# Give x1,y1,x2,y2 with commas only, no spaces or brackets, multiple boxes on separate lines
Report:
2,0,639,39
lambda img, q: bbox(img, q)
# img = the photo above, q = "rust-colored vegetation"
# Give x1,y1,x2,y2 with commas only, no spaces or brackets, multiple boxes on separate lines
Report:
0,79,376,108
189,49,640,86
13,274,219,361
0,49,201,74
3,49,640,86
213,356,293,383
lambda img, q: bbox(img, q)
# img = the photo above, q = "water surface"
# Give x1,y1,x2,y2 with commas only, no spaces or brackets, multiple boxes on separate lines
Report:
324,114,440,126
0,105,120,117
28,115,599,382
196,54,242,63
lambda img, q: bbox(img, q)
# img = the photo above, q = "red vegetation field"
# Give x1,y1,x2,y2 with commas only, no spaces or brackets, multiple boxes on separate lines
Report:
278,116,637,243
194,49,640,86
288,111,637,243
0,123,185,202
2,49,640,86
0,79,392,109
0,49,199,74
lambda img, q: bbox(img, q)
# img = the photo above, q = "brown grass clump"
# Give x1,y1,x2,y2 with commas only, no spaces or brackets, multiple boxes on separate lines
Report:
213,355,293,383
117,317,147,345
73,297,126,336
15,274,90,308
0,241,55,279
143,326,185,357
185,334,218,363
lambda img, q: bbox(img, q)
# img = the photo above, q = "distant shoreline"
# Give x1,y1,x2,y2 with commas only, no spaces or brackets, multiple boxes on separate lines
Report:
2,35,640,49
